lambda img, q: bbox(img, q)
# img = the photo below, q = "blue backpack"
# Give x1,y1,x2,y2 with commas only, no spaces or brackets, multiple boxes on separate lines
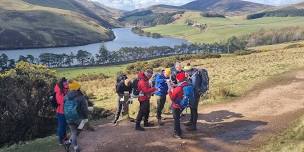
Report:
64,99,80,123
179,85,195,110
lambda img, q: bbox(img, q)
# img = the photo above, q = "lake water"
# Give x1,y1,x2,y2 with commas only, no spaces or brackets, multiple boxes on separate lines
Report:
0,28,188,60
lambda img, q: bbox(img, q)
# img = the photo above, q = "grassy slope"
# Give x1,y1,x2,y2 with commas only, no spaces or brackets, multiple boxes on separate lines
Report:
0,0,114,49
144,12,304,43
2,41,304,151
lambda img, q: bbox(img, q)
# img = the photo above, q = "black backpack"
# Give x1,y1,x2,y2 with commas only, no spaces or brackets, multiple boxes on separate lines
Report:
131,78,140,97
49,92,58,108
116,74,127,83
191,68,209,95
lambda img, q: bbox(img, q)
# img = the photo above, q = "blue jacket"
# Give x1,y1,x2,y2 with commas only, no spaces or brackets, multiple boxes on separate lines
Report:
155,74,169,96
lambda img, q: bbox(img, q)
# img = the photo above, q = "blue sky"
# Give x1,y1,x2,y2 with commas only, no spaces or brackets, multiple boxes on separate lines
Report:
92,0,304,10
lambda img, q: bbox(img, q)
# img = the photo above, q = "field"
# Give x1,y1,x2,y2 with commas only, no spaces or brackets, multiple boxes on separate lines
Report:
144,12,304,43
56,64,127,79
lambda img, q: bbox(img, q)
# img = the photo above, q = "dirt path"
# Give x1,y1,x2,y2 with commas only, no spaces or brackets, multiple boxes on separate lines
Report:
75,70,304,152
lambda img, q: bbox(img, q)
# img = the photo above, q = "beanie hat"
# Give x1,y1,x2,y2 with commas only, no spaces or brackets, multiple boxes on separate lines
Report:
176,72,186,82
164,68,171,76
69,80,81,91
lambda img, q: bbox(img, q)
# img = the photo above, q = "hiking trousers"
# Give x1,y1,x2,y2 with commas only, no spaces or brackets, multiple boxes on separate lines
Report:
136,100,150,126
68,123,79,150
56,113,67,144
173,108,182,136
114,94,129,123
189,93,200,129
156,95,166,120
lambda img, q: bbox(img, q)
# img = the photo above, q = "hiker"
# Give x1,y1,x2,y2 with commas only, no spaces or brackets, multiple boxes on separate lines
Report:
64,80,89,152
135,69,157,131
54,77,69,145
113,74,132,126
171,62,185,85
154,68,171,126
169,72,191,139
184,63,209,131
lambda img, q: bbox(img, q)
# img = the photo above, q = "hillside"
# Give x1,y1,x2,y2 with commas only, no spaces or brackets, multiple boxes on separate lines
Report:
22,0,123,28
181,0,272,15
0,0,115,50
144,12,304,43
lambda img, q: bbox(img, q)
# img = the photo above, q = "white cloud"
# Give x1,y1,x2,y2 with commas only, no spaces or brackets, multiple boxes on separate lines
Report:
92,0,304,10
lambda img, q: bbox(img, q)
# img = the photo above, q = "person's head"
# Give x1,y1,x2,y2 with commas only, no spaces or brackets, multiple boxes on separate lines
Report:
58,77,68,93
183,63,192,72
68,80,81,91
144,69,153,79
176,72,186,83
175,62,182,72
163,68,171,78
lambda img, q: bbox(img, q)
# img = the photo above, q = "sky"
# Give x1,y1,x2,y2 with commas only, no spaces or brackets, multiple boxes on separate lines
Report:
92,0,304,10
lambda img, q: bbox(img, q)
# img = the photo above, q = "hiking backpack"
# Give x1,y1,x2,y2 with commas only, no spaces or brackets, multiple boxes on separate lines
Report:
49,92,58,108
116,74,127,83
64,99,80,123
131,78,140,97
179,84,195,110
191,68,209,95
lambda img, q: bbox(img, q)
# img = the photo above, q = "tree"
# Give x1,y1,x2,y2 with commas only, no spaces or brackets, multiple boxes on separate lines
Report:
96,44,109,64
18,55,28,62
7,59,15,69
76,50,92,66
26,55,35,64
0,53,8,70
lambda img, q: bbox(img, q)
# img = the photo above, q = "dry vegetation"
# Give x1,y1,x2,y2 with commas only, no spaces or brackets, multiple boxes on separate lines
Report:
76,41,304,115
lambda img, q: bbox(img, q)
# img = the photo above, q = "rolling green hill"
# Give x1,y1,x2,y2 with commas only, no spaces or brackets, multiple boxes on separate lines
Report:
0,0,115,50
144,12,304,43
180,0,272,15
22,0,123,28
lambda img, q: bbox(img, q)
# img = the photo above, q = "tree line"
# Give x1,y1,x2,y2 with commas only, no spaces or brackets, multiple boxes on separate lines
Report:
0,38,247,71
247,8,304,19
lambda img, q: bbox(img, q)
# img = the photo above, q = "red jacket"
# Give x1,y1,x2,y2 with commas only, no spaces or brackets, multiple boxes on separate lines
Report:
54,84,68,114
169,81,188,109
137,72,157,102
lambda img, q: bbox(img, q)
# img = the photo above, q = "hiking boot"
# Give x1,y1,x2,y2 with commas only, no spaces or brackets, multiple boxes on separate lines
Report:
73,146,80,152
184,121,192,127
186,126,197,131
63,140,71,152
135,125,145,131
157,119,164,126
113,121,118,126
144,122,154,127
173,134,182,140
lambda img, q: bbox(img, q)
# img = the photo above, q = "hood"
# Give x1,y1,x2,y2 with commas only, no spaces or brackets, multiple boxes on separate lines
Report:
54,84,61,93
66,91,80,100
138,72,148,81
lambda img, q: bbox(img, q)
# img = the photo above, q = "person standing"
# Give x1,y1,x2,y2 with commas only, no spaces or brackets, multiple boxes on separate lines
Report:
135,69,157,131
64,80,89,152
113,74,132,126
154,68,171,126
169,72,189,139
54,77,69,145
171,62,185,85
184,63,209,131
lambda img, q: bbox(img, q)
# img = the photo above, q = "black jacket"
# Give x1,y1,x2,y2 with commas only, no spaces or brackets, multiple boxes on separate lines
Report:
116,80,132,95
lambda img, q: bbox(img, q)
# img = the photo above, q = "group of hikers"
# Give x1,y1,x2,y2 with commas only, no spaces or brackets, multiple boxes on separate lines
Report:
52,62,209,152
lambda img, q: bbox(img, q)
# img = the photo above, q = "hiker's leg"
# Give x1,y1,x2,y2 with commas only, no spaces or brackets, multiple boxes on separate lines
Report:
69,124,79,150
156,95,166,120
114,96,123,123
144,101,150,124
173,108,182,136
136,101,144,126
57,113,67,144
192,94,200,129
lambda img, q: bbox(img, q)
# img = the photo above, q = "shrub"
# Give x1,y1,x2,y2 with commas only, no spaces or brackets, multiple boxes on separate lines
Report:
74,73,109,82
284,43,304,49
0,62,57,146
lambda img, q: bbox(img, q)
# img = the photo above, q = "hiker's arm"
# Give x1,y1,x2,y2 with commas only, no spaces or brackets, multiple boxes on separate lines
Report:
140,82,157,94
80,96,89,119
